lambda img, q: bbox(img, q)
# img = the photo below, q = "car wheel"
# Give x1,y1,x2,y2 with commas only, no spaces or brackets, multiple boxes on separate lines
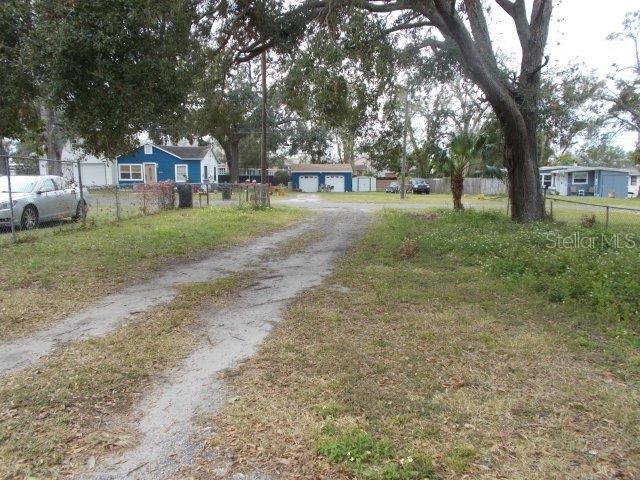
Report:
21,205,39,230
73,201,87,222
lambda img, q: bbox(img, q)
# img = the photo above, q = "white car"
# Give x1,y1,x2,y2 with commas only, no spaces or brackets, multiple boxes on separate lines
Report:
0,175,90,230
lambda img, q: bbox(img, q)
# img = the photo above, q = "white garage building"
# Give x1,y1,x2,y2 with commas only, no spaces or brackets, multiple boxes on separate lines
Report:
40,142,117,187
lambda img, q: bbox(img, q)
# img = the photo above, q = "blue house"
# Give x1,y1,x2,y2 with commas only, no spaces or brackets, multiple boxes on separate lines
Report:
290,164,353,192
540,166,629,198
117,144,219,186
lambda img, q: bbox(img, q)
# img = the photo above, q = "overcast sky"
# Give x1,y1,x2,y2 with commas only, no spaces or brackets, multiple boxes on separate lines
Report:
494,0,638,149
547,0,636,76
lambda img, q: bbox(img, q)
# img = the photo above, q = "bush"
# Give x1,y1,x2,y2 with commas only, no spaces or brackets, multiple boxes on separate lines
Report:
273,170,290,186
135,181,175,210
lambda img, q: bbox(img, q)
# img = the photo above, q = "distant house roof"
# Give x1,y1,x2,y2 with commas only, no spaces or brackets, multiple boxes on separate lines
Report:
290,163,353,173
558,166,630,174
158,145,211,160
539,165,568,172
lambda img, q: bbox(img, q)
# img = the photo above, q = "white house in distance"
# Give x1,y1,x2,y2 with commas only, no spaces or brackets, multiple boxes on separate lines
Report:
38,141,118,187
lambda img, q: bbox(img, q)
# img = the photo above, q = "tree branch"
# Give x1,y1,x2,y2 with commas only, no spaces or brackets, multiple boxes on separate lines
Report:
383,19,434,34
463,0,499,71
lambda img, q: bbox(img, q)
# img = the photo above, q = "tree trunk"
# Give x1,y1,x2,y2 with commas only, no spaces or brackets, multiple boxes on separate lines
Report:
451,168,464,210
224,141,240,183
501,113,545,222
0,141,7,176
41,106,63,176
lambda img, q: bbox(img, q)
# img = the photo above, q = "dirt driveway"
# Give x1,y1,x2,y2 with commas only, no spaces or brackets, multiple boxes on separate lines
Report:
0,203,375,478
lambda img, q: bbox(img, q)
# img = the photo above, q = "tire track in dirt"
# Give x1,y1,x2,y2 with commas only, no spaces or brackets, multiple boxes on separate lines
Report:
82,209,371,479
0,215,323,375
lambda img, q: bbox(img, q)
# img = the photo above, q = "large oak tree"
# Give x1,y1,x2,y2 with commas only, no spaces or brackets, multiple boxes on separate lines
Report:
221,0,553,222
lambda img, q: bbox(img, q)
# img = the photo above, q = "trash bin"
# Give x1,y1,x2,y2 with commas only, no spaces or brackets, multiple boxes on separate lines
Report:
221,184,232,200
177,184,193,208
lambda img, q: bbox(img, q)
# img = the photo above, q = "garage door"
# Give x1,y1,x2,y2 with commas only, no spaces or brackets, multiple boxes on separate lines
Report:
80,164,109,186
357,177,373,192
299,175,319,192
325,175,345,192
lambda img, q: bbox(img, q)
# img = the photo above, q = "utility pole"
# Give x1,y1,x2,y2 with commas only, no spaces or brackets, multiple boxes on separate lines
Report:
260,51,268,185
400,86,410,200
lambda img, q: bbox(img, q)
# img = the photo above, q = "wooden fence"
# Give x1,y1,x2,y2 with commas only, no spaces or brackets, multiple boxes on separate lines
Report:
426,177,506,195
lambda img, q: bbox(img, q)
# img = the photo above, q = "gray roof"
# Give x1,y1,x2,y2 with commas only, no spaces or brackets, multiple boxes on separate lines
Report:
159,145,211,160
541,165,630,174
290,163,353,173
559,166,630,173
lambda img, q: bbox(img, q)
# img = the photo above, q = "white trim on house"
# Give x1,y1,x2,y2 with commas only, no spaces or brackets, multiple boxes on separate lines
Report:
143,162,157,184
144,144,153,155
175,164,189,182
119,163,143,181
572,171,588,185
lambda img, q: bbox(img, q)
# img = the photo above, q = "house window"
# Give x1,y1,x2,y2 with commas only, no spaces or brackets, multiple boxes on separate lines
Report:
542,174,552,187
203,165,209,180
119,164,143,181
175,164,189,182
144,144,153,155
218,166,227,175
572,172,588,184
631,176,638,186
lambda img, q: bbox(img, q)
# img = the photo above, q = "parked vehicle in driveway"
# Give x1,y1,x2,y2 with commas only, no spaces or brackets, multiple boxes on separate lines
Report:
0,175,90,230
410,178,431,194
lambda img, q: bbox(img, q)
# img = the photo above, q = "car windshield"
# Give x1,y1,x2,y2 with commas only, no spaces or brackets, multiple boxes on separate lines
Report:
0,176,38,193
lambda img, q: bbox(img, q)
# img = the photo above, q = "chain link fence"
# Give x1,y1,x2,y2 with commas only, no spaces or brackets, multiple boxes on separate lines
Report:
1,154,273,245
545,196,640,230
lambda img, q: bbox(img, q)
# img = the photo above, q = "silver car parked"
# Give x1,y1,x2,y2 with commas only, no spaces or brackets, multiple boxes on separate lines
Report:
0,175,90,230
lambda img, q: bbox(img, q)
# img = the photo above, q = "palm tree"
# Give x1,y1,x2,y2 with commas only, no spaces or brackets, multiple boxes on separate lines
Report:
446,133,488,210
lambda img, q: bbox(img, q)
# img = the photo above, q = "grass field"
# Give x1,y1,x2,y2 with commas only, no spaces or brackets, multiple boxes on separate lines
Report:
0,206,305,339
283,192,640,229
304,191,640,208
187,210,640,479
309,192,508,208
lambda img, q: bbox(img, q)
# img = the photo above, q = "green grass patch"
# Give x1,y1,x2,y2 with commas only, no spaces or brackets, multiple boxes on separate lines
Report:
0,206,305,338
317,427,436,480
190,209,640,479
383,210,640,327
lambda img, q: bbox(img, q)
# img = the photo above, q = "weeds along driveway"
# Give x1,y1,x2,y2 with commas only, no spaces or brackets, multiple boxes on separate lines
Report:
0,210,325,375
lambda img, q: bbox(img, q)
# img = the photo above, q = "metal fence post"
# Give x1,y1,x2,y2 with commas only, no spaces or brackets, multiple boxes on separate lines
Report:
5,157,17,243
605,206,610,229
77,159,86,225
114,185,121,221
549,199,553,221
142,188,147,215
